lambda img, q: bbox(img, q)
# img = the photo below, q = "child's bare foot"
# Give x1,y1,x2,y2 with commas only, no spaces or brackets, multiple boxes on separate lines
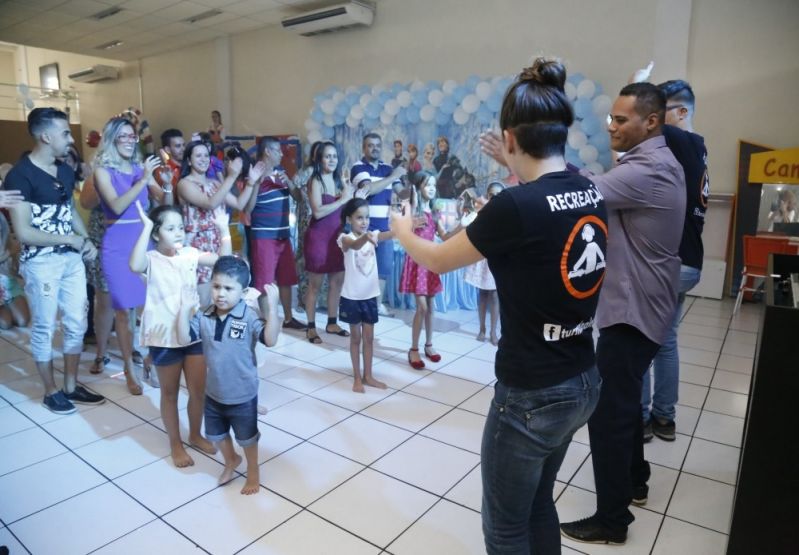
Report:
352,380,365,393
219,453,243,485
190,435,218,455
171,444,195,468
241,470,260,495
363,376,387,389
257,404,268,415
490,332,499,346
476,331,486,342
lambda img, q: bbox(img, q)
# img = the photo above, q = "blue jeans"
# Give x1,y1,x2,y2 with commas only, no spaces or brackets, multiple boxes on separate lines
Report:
482,367,601,554
641,265,701,422
21,252,88,362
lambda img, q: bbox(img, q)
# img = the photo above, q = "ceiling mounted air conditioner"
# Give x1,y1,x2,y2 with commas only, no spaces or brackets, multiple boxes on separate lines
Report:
281,1,374,37
67,65,119,83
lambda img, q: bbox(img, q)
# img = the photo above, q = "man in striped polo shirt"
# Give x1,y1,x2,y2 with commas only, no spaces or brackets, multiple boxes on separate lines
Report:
245,136,305,329
350,133,407,317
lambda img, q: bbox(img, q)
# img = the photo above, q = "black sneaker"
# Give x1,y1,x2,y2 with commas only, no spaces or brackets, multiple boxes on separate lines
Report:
63,385,106,405
652,416,676,441
42,391,77,415
131,350,144,366
643,419,653,443
631,484,649,506
561,516,626,545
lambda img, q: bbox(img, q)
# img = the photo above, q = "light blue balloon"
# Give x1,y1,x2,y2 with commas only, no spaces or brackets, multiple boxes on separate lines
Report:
407,108,420,124
598,151,613,168
363,117,378,130
435,111,450,126
390,83,403,94
336,103,349,117
567,72,584,86
574,98,592,119
466,75,481,88
313,94,325,104
333,111,346,126
366,101,381,117
358,85,370,95
378,91,391,103
312,109,324,122
565,149,581,167
396,110,408,126
412,90,428,107
593,83,603,95
440,98,456,114
477,108,494,125
452,86,468,102
486,92,503,112
591,131,610,151
320,126,334,139
581,115,601,136
426,80,441,90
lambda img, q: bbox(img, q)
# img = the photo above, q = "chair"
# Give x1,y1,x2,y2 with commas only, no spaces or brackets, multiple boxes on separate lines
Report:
733,235,799,314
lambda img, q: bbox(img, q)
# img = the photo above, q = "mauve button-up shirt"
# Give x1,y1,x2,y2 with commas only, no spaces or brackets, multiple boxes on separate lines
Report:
587,135,686,345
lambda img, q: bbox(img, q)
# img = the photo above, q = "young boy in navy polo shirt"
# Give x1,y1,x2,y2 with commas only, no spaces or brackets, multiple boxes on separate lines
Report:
177,256,280,494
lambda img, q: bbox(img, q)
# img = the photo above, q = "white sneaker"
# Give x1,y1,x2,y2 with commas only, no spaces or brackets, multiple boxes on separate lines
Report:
377,303,395,317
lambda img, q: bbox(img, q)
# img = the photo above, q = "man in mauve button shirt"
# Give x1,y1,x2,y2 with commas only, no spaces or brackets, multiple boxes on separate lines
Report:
560,83,686,544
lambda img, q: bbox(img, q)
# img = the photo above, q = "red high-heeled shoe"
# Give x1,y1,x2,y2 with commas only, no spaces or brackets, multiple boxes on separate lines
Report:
408,348,425,370
424,344,442,363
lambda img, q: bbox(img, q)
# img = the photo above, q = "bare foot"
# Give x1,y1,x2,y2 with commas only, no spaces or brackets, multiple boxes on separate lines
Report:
241,467,260,495
490,332,499,346
171,444,195,468
363,376,387,389
257,404,268,415
352,380,365,393
219,454,243,485
190,435,218,455
476,331,486,342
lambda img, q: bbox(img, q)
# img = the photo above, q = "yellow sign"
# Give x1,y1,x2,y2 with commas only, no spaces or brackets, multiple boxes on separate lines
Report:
749,147,799,184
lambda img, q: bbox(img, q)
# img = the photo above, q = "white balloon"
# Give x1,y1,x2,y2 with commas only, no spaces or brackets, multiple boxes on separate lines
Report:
453,107,470,125
359,93,373,107
577,79,596,99
428,89,444,107
304,118,320,131
380,112,394,125
420,104,436,122
442,79,458,94
579,144,599,163
592,94,612,116
385,99,400,115
321,99,336,115
371,84,386,94
567,129,588,150
475,81,492,101
586,161,605,174
350,105,364,119
346,115,359,129
410,80,425,92
332,91,345,103
564,82,577,101
397,90,412,107
308,130,322,143
323,115,335,127
461,94,480,114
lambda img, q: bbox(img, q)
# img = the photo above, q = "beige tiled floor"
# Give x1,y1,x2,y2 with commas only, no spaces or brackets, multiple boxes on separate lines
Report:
0,296,757,554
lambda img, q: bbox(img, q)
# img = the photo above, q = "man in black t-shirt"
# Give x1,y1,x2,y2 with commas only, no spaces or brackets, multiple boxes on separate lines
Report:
5,108,105,415
640,80,709,443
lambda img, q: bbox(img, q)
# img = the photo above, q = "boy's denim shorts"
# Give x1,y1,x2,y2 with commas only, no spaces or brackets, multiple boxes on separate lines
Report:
204,395,260,447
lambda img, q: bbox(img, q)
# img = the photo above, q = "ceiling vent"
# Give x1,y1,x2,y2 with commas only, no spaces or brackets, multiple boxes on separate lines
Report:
281,1,374,37
67,65,119,83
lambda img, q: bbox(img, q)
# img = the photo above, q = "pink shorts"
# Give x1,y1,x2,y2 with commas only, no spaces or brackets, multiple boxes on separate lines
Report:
251,238,298,290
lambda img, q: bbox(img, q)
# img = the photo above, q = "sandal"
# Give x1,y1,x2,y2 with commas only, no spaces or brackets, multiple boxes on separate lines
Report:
282,318,307,330
407,348,425,370
125,368,143,396
143,355,159,388
131,350,144,366
306,328,323,344
325,324,350,337
89,355,110,375
424,344,442,363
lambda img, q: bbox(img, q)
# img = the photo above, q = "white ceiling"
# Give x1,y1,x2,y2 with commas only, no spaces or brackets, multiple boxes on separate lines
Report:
0,0,336,62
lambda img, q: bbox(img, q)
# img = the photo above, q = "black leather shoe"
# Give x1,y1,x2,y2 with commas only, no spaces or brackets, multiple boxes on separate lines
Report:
561,516,627,545
631,484,649,506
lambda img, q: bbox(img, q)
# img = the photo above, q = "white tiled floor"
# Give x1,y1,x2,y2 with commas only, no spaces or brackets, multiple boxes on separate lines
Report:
0,298,758,554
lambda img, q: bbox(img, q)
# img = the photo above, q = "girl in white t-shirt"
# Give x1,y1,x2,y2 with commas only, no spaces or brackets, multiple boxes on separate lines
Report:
130,201,230,468
338,198,393,393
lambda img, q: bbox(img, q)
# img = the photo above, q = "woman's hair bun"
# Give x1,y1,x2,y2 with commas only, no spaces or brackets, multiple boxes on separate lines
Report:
519,57,567,91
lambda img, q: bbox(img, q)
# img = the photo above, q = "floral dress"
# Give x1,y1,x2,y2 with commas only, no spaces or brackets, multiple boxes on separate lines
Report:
181,178,221,284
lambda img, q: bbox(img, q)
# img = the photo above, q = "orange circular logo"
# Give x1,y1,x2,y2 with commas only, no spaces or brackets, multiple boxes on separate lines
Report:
560,215,608,299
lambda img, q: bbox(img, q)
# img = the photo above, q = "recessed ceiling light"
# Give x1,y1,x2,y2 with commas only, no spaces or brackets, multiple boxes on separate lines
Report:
184,9,222,24
92,7,123,20
96,40,124,50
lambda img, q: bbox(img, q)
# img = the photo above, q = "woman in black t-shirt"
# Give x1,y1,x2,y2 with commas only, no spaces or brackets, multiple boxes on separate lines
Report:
391,58,606,554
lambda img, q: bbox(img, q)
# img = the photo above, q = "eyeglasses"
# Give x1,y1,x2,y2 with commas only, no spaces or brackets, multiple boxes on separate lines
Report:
116,134,139,143
53,178,68,203
666,104,685,112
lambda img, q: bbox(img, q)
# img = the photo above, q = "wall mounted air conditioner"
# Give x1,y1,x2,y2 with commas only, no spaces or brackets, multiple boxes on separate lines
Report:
281,1,374,36
67,65,119,83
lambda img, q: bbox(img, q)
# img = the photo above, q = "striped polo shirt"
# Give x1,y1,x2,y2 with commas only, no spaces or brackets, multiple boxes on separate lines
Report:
251,175,290,240
350,157,395,232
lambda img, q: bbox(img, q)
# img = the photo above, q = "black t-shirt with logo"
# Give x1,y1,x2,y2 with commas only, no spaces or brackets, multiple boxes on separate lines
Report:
663,125,709,270
4,155,76,262
466,171,608,390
